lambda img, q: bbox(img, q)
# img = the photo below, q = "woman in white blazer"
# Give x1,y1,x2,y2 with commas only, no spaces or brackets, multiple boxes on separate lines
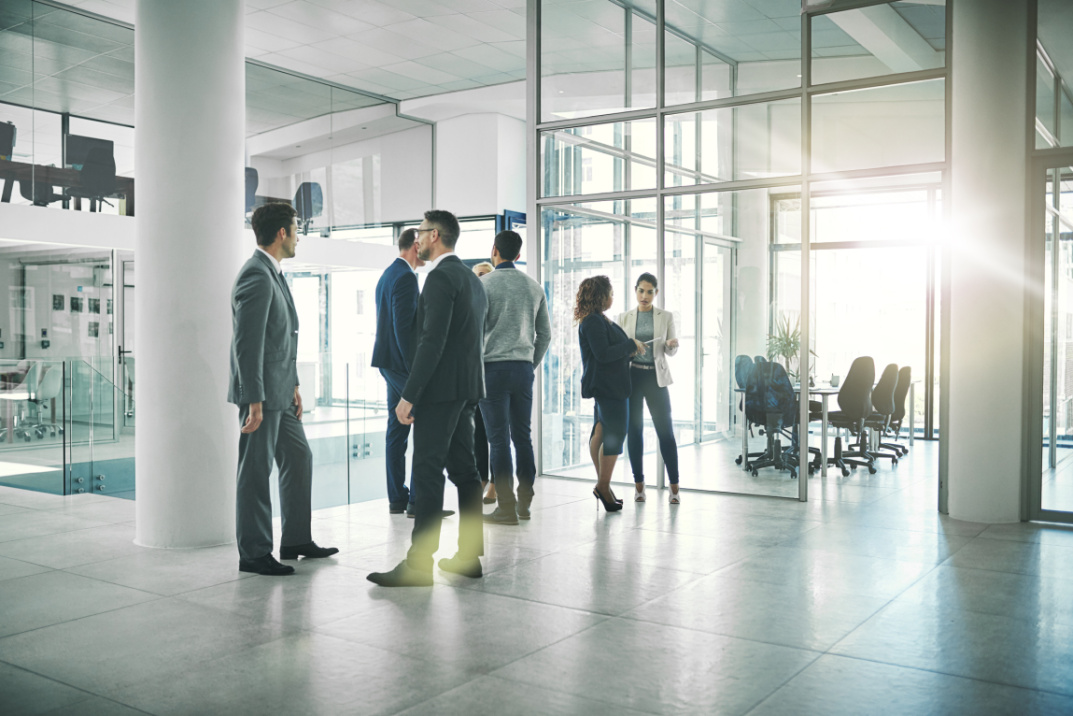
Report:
618,272,681,503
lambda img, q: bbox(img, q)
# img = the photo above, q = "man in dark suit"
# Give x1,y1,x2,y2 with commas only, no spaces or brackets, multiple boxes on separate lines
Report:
228,203,337,576
371,228,424,514
368,209,488,587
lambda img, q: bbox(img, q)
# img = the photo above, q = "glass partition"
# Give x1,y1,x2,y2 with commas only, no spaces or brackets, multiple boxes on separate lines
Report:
541,119,658,198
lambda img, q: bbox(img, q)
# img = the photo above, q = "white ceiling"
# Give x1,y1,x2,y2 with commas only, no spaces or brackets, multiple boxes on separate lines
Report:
63,0,528,100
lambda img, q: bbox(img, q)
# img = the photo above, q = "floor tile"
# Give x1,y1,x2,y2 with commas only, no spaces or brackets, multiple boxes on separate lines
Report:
0,554,53,583
493,618,819,715
0,571,158,638
468,550,698,615
944,536,1073,581
565,526,764,575
0,523,142,569
892,565,1073,627
0,598,296,698
747,654,1073,716
777,523,972,565
0,660,93,716
713,546,936,601
319,586,607,671
394,674,659,715
624,572,889,651
108,632,478,716
0,510,109,544
831,600,1073,695
65,543,252,596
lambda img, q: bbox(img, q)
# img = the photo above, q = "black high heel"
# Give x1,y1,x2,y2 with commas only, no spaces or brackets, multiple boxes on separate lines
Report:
593,487,623,512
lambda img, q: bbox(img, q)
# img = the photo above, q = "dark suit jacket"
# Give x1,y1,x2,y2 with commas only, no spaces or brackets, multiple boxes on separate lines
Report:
579,313,634,400
371,257,418,374
227,250,299,411
402,254,488,406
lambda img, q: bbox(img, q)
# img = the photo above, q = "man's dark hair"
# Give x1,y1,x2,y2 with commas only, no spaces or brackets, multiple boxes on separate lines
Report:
493,230,523,262
251,203,297,247
636,272,659,290
398,227,418,252
424,209,460,248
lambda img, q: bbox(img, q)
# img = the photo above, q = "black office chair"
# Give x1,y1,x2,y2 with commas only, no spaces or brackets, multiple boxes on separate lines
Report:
827,356,876,476
245,167,258,214
294,181,322,234
744,360,800,479
882,366,912,456
863,363,900,465
19,178,61,207
66,146,116,211
735,355,767,467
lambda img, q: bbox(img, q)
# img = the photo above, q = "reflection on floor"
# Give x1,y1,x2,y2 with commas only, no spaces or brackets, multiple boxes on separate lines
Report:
1043,456,1073,512
2,451,1073,715
551,432,935,501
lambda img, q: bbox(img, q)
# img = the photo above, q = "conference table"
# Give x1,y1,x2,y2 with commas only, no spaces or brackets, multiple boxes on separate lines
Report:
736,382,917,477
0,159,135,216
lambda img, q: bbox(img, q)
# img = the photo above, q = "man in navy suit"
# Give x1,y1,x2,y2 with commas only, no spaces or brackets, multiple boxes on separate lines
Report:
372,228,427,514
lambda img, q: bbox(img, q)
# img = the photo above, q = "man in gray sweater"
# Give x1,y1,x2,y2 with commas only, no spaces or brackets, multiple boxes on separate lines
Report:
479,230,551,524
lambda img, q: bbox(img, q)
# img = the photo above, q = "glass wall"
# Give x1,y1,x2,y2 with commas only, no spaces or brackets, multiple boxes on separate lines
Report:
534,0,948,501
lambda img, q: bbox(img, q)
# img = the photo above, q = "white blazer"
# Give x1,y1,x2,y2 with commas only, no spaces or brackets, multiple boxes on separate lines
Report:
618,306,678,388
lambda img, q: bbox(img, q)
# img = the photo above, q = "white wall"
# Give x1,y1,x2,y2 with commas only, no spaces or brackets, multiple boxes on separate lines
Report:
434,113,526,217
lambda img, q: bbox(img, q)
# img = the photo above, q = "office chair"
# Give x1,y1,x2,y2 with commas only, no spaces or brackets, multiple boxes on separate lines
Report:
882,366,912,456
827,356,876,476
19,179,62,207
294,181,322,234
10,362,39,442
245,167,258,214
735,355,768,467
863,363,900,465
744,360,800,479
25,365,63,439
66,146,116,211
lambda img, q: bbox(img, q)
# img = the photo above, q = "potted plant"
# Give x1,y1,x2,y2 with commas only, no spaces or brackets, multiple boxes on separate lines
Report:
766,314,815,382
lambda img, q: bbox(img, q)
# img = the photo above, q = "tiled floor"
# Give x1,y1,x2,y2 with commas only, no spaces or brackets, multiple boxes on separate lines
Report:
2,443,1073,715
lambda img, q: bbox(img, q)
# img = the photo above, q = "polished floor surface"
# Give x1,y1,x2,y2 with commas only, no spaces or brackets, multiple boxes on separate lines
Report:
2,443,1073,715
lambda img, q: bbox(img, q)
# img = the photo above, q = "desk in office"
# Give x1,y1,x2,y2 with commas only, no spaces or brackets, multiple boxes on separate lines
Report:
0,159,135,216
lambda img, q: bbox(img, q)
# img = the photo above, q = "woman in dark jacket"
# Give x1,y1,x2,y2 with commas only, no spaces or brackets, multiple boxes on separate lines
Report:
575,275,645,512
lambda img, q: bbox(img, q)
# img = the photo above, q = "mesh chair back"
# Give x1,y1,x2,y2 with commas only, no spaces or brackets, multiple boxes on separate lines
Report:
294,181,323,221
872,363,898,416
836,356,875,420
765,360,798,428
891,366,912,423
734,355,754,389
744,359,769,426
245,167,258,213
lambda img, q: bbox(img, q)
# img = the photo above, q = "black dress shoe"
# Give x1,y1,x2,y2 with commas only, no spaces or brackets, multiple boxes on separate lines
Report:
483,507,519,525
389,502,408,514
279,542,339,560
239,554,295,576
406,505,456,519
367,560,433,587
438,554,482,578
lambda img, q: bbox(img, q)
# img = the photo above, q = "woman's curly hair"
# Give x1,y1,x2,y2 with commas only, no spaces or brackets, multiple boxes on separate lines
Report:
574,275,613,323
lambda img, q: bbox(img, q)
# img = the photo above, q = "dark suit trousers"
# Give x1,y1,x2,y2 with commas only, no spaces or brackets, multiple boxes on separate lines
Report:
236,403,313,560
406,399,484,572
380,368,413,507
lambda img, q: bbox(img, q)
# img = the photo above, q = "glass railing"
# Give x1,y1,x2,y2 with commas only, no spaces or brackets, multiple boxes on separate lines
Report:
0,352,397,509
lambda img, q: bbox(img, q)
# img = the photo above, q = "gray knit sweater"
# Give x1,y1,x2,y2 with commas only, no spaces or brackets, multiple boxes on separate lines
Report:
480,266,552,365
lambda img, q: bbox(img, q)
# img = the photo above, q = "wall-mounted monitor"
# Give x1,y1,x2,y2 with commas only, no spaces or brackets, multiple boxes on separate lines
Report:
65,134,114,171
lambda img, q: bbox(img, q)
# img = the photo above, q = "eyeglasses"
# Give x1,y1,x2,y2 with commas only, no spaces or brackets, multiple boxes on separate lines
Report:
415,228,434,235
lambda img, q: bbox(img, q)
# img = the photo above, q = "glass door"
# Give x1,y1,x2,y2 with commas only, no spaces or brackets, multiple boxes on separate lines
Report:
1038,163,1073,517
699,239,734,443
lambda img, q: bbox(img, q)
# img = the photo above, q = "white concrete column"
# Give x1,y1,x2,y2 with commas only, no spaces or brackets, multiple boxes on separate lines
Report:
134,0,245,547
946,0,1030,523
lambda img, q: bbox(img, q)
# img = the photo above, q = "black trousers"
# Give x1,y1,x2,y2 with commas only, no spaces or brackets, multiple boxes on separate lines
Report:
406,399,484,572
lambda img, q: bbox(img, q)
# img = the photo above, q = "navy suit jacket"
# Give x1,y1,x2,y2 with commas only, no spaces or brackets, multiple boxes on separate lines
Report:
372,257,418,374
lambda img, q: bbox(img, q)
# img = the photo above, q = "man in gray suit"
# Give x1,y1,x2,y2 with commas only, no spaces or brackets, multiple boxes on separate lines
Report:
228,202,337,576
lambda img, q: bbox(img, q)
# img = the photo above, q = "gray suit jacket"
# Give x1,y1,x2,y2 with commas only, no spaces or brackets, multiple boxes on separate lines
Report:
227,250,299,410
